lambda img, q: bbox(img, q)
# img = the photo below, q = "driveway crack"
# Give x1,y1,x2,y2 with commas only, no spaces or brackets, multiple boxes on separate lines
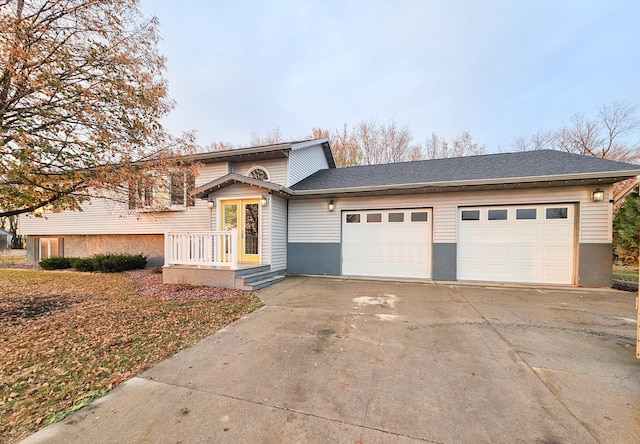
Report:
453,285,601,443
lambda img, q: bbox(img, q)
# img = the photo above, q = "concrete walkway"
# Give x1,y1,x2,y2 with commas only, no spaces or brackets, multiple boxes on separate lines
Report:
23,277,640,443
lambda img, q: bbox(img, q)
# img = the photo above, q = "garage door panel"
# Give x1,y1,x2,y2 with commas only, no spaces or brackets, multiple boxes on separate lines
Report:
342,209,432,279
458,205,575,285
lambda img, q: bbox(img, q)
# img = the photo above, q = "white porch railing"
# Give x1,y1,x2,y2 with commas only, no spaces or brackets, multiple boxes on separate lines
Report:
165,229,238,269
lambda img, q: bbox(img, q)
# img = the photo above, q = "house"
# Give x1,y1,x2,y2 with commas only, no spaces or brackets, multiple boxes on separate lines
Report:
18,138,640,289
0,228,12,250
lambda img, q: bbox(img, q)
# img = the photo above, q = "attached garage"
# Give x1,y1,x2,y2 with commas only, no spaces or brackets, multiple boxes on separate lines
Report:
457,204,576,285
342,208,432,279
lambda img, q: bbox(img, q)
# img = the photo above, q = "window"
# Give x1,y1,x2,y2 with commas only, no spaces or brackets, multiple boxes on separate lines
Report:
488,209,507,220
367,213,382,223
516,209,537,220
346,214,360,223
39,237,60,260
411,212,429,222
546,207,568,219
461,210,480,221
388,212,404,222
129,170,195,210
248,167,269,181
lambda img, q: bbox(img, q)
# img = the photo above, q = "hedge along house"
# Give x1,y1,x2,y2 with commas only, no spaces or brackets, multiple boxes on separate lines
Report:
18,138,640,289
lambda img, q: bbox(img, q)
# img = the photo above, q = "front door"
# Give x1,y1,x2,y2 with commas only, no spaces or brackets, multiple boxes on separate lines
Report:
221,199,260,263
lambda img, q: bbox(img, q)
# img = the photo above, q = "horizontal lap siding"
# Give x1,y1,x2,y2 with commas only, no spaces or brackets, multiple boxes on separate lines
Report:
288,184,612,244
232,158,288,185
288,144,329,186
270,197,287,270
19,162,231,236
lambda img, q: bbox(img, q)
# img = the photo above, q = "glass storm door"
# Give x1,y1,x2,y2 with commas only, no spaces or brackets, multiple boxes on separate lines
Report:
221,199,260,263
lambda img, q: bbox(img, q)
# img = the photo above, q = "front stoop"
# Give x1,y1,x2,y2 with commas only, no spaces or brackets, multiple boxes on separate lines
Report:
163,264,285,291
235,266,286,291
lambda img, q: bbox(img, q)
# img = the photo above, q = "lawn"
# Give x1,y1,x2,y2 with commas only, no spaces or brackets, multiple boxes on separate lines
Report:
612,264,639,283
0,268,263,443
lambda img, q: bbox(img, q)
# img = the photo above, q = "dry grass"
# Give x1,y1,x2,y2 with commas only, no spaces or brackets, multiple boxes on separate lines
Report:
0,268,263,443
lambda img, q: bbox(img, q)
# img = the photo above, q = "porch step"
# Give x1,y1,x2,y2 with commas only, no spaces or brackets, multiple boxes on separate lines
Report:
235,265,272,276
236,268,286,291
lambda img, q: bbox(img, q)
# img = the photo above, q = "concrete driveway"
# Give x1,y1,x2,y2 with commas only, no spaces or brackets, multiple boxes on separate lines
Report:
23,277,639,443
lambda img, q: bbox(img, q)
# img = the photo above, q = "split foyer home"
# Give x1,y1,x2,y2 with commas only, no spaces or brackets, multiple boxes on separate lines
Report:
18,137,640,289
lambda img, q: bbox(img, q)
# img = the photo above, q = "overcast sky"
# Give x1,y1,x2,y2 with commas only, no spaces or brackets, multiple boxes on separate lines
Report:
139,0,640,152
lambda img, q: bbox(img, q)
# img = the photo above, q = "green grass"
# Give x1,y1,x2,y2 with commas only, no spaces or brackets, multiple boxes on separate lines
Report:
612,265,639,283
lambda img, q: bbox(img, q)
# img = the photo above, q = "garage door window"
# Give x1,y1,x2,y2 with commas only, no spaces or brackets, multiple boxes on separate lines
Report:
461,210,480,221
367,213,382,223
546,208,568,219
516,209,537,220
346,214,360,223
388,212,404,222
411,212,429,222
488,209,507,220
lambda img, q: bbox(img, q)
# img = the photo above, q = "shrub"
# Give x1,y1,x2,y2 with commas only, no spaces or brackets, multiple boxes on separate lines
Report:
69,257,96,272
39,257,71,270
90,253,147,273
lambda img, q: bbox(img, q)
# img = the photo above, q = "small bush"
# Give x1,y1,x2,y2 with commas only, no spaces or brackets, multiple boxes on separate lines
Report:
39,257,71,270
69,257,96,272
90,253,147,273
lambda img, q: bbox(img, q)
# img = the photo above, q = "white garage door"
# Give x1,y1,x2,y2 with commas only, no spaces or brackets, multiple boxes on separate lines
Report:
457,205,575,285
342,209,432,279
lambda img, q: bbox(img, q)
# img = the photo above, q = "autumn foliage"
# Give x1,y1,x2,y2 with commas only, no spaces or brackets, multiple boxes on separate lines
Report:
0,0,193,218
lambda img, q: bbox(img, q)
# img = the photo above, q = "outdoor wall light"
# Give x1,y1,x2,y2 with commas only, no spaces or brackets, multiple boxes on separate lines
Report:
207,200,215,209
592,188,604,201
328,200,335,212
260,195,268,206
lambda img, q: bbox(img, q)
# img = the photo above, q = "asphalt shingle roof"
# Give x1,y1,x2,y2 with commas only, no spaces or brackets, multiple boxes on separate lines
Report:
290,150,640,191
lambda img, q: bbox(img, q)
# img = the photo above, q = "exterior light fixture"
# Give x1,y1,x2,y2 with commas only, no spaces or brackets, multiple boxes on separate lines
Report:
328,200,335,212
260,195,268,206
207,200,215,209
592,188,604,201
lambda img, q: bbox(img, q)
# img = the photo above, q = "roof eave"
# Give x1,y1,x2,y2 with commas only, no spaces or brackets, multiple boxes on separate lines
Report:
290,171,640,197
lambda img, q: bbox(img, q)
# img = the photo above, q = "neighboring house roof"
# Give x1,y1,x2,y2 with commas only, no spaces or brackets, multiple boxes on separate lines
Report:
189,138,336,168
290,150,640,197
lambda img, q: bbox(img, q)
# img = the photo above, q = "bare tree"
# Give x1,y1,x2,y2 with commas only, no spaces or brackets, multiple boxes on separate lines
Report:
512,101,640,162
249,127,284,146
421,131,486,159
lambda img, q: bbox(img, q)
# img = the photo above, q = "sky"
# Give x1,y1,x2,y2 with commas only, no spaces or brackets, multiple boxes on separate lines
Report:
139,0,640,152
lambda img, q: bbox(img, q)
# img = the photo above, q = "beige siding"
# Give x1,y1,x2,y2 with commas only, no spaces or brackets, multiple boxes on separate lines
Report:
288,185,613,244
270,196,287,271
196,162,229,185
288,143,329,186
18,162,233,236
288,199,342,243
231,158,288,185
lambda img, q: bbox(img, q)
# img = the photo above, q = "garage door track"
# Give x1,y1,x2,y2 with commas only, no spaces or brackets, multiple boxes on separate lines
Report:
23,277,640,443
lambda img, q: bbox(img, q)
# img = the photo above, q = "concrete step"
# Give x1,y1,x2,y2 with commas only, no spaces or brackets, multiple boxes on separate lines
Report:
241,269,285,284
235,265,271,277
242,274,286,291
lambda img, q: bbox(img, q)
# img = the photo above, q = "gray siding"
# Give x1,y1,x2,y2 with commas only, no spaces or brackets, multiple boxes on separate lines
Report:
288,143,329,186
578,243,613,287
287,243,341,276
433,243,457,281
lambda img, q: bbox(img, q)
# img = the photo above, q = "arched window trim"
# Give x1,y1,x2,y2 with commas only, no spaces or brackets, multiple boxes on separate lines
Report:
247,166,270,182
